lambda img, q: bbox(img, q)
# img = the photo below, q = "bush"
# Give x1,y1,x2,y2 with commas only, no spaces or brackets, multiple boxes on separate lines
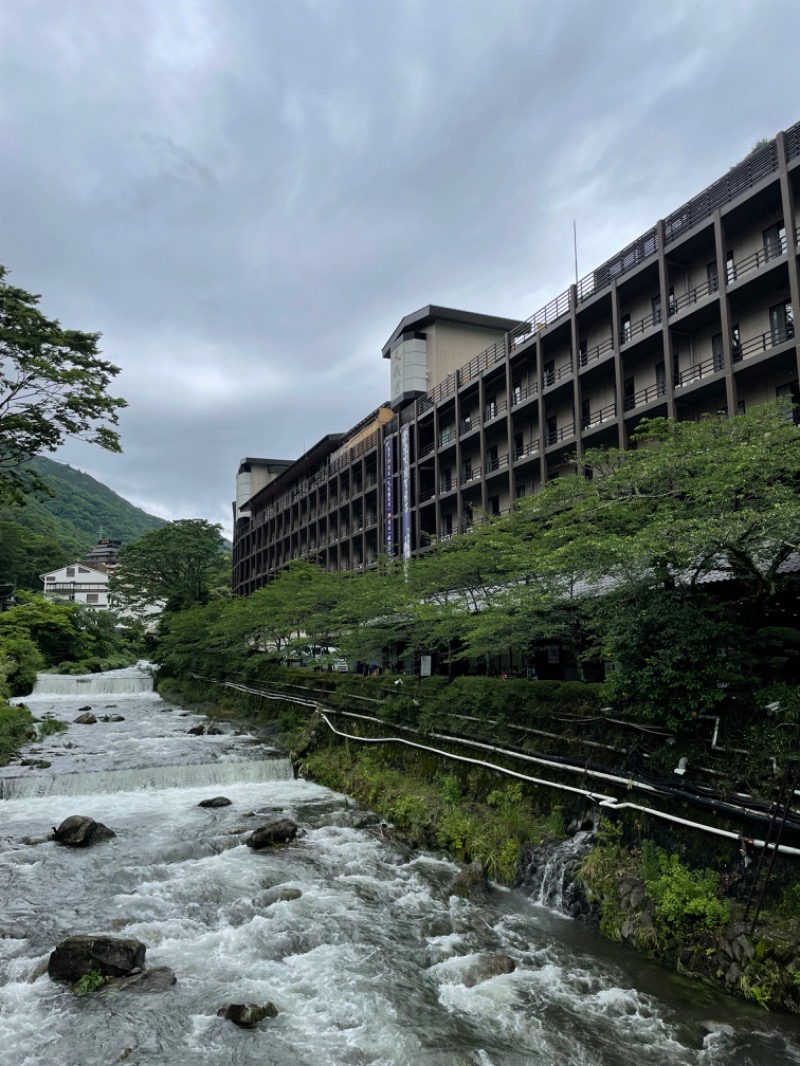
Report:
38,715,68,738
0,703,36,763
644,851,729,934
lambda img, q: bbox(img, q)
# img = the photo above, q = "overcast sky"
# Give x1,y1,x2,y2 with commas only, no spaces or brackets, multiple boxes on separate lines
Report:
1,0,799,535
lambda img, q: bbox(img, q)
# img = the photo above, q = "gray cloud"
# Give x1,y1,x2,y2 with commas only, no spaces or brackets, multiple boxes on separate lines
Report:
1,0,798,535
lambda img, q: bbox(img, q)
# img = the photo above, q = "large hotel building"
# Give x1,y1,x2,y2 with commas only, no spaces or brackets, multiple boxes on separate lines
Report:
233,120,800,597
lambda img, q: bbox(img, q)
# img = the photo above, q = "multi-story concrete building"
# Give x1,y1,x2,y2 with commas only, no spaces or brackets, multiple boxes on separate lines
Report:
234,120,800,596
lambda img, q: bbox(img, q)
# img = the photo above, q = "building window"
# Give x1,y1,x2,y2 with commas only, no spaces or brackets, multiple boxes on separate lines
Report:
544,361,555,387
726,251,736,284
668,287,676,315
516,484,526,498
86,594,99,604
66,567,75,577
623,377,635,410
737,400,746,415
731,324,741,361
621,314,632,344
763,223,786,262
656,362,666,395
711,333,724,371
546,415,558,444
776,382,800,423
512,382,522,405
770,301,794,346
78,566,90,574
487,445,498,470
651,295,662,326
485,397,497,421
581,397,591,428
46,576,55,582
489,496,501,516
442,513,453,536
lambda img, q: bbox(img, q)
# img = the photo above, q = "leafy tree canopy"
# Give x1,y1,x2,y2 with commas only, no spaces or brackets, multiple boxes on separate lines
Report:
110,519,228,613
0,265,126,502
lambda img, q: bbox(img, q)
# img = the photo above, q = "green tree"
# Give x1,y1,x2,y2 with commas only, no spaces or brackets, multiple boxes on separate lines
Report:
110,519,228,613
0,594,93,668
0,521,73,592
0,265,126,502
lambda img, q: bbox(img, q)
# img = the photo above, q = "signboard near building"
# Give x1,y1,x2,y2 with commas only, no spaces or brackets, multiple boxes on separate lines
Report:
384,437,394,558
401,425,412,561
420,655,432,677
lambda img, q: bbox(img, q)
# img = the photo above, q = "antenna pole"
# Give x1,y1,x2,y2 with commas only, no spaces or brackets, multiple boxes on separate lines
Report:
573,219,578,287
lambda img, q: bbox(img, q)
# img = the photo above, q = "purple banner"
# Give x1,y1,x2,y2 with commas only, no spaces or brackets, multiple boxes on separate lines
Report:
384,437,394,558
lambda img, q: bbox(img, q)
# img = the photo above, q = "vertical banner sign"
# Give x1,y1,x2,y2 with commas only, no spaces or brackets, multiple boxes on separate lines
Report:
401,425,412,561
420,655,432,677
384,437,394,558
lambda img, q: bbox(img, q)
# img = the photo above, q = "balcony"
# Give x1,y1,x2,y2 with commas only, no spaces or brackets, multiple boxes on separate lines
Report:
674,355,724,388
668,275,719,317
460,465,482,486
581,402,617,430
459,417,477,437
417,441,435,459
623,382,666,411
727,235,788,284
579,336,614,369
438,428,456,449
511,383,538,407
543,360,574,390
484,399,508,423
418,487,436,503
619,310,661,347
513,440,541,461
545,423,576,447
439,476,456,494
485,452,509,475
732,322,795,363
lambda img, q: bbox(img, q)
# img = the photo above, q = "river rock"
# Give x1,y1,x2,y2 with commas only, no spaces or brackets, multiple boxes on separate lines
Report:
198,796,232,808
73,712,97,725
448,861,490,901
53,815,116,847
247,819,298,849
107,966,177,993
48,935,146,981
186,725,205,735
217,1002,278,1027
206,726,223,735
78,705,93,712
262,886,302,906
21,834,53,846
461,954,516,987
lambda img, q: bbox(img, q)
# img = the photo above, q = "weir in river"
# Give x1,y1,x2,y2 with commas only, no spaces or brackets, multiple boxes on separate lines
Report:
2,667,800,1066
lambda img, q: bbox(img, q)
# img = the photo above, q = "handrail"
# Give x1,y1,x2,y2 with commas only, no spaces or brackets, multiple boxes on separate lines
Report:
727,234,787,285
513,440,541,460
485,452,510,474
484,398,508,422
460,465,482,485
579,336,614,367
543,360,574,388
733,322,796,362
674,355,724,388
668,274,719,316
620,309,661,345
581,401,617,429
511,383,538,405
623,382,666,411
545,422,576,446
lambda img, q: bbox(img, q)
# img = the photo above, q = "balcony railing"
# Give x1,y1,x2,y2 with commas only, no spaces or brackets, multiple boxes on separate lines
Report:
511,383,538,406
579,337,614,368
460,466,482,485
439,477,456,493
727,235,788,284
485,452,509,474
459,417,476,436
623,382,667,411
543,360,574,389
438,428,456,448
418,488,436,503
545,423,576,446
732,322,795,363
620,310,661,346
457,339,506,386
581,402,617,430
418,441,435,458
513,440,541,461
674,355,724,388
668,275,719,317
484,399,508,423
46,583,107,593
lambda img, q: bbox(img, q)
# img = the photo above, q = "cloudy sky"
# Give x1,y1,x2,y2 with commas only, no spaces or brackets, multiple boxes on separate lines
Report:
1,0,798,534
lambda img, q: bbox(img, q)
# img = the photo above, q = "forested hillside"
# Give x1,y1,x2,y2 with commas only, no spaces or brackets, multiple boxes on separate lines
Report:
0,458,166,591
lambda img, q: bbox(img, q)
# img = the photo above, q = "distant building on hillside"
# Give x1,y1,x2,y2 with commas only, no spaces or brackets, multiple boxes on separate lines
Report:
41,563,110,609
83,538,123,572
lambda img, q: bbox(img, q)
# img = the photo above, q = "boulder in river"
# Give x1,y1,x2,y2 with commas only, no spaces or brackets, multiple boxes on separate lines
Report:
198,796,232,808
53,815,116,847
206,726,223,735
262,886,302,906
73,712,97,725
247,819,298,849
217,1002,278,1027
107,966,177,993
186,725,205,735
461,954,517,987
48,935,146,982
447,861,490,901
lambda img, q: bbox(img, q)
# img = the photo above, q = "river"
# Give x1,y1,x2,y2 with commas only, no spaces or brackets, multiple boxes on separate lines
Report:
2,667,800,1066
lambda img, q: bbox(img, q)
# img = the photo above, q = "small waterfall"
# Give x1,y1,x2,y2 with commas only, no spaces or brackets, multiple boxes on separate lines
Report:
0,757,293,800
31,671,154,697
521,829,595,913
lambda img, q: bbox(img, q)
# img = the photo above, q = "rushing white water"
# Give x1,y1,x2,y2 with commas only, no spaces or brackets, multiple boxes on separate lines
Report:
31,664,156,697
2,669,800,1066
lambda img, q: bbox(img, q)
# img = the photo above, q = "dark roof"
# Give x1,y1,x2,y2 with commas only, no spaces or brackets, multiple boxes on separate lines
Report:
247,434,345,510
381,305,523,357
237,457,294,477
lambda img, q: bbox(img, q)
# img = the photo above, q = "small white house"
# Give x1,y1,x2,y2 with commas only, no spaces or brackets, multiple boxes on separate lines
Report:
41,563,110,609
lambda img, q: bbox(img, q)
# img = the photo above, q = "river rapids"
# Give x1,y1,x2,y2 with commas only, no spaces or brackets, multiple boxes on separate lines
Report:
1,667,800,1065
